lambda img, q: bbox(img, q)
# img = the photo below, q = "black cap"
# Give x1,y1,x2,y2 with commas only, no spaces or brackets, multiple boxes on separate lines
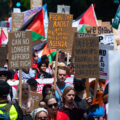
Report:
0,68,12,79
0,80,10,97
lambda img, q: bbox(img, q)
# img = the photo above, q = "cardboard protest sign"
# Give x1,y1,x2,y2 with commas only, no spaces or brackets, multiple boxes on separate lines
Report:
8,31,32,69
0,47,7,67
57,5,70,14
99,44,114,79
47,13,73,49
73,36,99,78
102,21,111,26
108,50,120,120
30,0,42,9
85,26,113,35
98,33,114,46
30,91,42,109
12,13,24,32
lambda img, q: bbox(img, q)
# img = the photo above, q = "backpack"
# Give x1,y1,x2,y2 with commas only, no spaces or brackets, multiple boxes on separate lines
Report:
0,103,11,120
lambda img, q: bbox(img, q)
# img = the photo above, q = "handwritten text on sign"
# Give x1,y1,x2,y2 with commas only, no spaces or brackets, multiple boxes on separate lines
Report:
47,13,73,49
8,31,32,69
73,37,99,78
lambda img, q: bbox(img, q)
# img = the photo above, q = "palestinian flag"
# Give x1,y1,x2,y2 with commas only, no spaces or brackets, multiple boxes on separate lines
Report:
33,41,56,64
72,4,98,33
19,9,45,41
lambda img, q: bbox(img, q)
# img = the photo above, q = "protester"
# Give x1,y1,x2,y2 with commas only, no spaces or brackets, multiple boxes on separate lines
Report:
0,68,17,102
87,104,105,120
0,80,23,120
39,84,53,108
58,51,66,65
55,66,72,106
27,78,38,92
66,63,75,77
16,82,34,119
74,78,93,110
90,79,106,107
31,108,48,120
59,86,87,120
45,95,69,120
13,68,37,81
38,61,52,79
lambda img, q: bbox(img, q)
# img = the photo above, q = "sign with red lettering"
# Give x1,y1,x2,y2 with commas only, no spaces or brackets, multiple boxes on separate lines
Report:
47,13,73,49
8,31,32,69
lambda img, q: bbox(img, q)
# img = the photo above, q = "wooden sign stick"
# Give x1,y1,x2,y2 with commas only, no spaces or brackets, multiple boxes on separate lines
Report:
85,78,90,98
67,53,70,65
53,50,59,91
19,69,22,106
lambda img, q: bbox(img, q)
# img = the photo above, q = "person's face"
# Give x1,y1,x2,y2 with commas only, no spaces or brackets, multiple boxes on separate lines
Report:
22,85,29,97
36,111,48,120
0,75,7,81
40,64,47,72
47,98,58,116
64,90,75,104
57,69,66,83
58,52,65,62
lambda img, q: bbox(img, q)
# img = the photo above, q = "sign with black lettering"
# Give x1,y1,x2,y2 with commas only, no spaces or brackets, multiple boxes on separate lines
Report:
47,13,73,49
85,26,113,35
12,13,24,32
30,0,42,9
0,47,7,67
8,31,32,69
73,37,99,78
99,44,114,79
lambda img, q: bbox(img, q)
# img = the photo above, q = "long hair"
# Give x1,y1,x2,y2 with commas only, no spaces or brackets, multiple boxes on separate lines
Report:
62,86,75,104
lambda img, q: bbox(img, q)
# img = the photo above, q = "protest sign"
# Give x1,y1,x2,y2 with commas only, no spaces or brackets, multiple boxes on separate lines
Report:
0,47,7,67
73,36,99,78
47,13,73,49
30,0,42,9
57,5,70,14
85,26,113,35
99,44,114,79
12,13,24,32
8,31,32,69
98,33,114,46
102,21,111,26
30,91,42,109
108,50,120,120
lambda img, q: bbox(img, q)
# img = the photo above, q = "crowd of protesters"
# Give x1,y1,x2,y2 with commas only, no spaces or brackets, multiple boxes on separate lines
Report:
0,50,108,120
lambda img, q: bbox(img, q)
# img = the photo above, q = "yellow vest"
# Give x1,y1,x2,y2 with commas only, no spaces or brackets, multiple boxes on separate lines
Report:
0,103,18,120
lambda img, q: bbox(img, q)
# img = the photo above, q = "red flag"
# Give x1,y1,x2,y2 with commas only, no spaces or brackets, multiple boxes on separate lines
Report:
79,4,98,26
0,29,7,46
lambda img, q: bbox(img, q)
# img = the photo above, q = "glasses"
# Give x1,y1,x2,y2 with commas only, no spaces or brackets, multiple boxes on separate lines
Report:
37,117,48,120
58,74,66,76
48,103,58,108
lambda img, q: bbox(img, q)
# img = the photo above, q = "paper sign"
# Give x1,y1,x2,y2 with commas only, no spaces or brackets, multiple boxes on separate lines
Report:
47,13,73,49
8,31,32,69
30,0,42,9
98,33,114,45
108,50,120,120
85,26,113,35
99,44,114,79
0,47,8,67
73,37,99,78
57,5,70,14
30,91,42,109
12,13,24,32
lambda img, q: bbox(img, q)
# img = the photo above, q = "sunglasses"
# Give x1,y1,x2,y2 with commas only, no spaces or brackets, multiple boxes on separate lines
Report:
48,103,58,108
37,117,48,120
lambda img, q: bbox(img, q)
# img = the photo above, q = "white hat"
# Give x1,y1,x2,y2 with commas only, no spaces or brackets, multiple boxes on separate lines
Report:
30,108,48,120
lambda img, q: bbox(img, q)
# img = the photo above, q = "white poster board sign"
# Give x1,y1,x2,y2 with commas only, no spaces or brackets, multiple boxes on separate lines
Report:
108,50,120,120
57,5,70,14
99,44,114,79
98,33,114,46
